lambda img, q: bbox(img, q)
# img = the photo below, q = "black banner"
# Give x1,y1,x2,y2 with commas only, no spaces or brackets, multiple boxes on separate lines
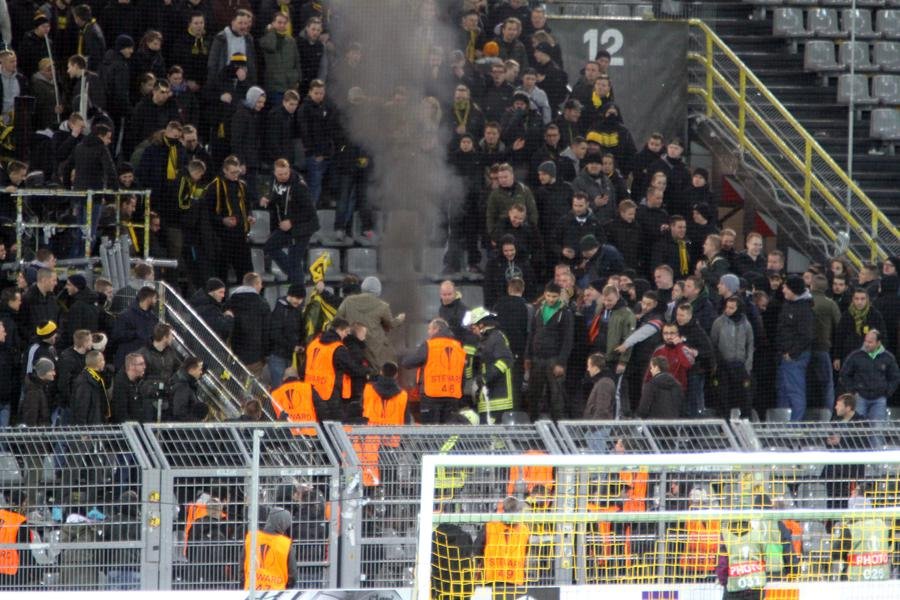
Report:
547,18,689,146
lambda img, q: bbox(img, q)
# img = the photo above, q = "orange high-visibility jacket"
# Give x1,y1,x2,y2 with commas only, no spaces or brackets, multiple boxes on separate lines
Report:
420,337,466,399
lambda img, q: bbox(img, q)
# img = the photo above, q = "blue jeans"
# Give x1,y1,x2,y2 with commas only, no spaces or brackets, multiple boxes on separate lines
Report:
335,170,372,233
267,354,290,388
809,351,836,410
777,351,811,421
305,157,330,206
263,230,307,284
856,396,887,421
682,371,706,417
0,403,9,427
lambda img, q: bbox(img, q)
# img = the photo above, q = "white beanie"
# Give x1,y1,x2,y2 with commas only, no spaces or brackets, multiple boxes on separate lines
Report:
361,276,382,297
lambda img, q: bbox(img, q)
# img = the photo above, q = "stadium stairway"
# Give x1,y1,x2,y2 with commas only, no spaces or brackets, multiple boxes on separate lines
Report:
698,0,900,242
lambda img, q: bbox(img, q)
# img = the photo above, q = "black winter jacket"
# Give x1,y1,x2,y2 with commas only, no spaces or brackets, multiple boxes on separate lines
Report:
637,372,683,419
61,288,100,347
21,284,61,340
526,303,574,367
110,370,149,423
189,290,234,342
263,170,319,242
268,297,304,360
71,369,109,425
225,287,271,365
111,302,158,368
839,346,900,400
56,347,86,410
170,369,208,421
775,292,815,359
71,134,117,191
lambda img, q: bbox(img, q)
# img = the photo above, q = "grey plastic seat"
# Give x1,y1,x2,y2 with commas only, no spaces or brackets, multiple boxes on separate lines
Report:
839,41,877,70
774,7,811,36
250,248,275,282
746,0,782,4
418,246,445,278
311,209,335,244
873,74,900,102
876,9,900,38
820,0,851,6
788,0,817,6
345,247,378,276
633,3,654,17
806,407,834,422
307,247,342,279
248,209,270,244
766,408,793,422
598,4,632,17
841,8,879,37
869,107,900,138
459,285,484,308
378,247,415,280
808,8,845,37
804,40,843,71
564,3,596,16
874,40,900,69
837,73,878,102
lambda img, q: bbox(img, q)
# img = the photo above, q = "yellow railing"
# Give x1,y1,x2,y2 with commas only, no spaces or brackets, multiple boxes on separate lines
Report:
687,19,899,268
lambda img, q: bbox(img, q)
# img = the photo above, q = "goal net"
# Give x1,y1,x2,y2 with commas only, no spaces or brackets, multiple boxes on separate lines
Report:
416,450,900,600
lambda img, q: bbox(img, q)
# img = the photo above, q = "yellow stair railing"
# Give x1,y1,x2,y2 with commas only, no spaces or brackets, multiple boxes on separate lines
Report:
686,19,899,268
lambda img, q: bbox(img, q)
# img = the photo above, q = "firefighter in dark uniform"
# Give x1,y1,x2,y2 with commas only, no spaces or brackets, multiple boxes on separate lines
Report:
463,307,515,424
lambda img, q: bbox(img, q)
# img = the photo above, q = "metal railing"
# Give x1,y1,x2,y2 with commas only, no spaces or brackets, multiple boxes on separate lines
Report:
687,20,900,265
154,280,276,421
6,189,153,261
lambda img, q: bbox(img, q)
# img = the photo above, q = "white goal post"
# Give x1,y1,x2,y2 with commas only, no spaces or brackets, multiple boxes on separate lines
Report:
416,450,900,600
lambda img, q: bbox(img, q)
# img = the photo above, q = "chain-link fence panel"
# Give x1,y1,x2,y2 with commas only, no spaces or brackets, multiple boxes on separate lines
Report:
325,421,562,588
142,423,339,590
556,419,741,455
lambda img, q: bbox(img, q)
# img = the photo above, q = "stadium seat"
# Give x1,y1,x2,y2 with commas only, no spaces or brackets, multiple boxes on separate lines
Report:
248,210,270,244
869,107,900,138
874,40,900,69
872,74,900,102
501,411,531,425
804,40,843,71
307,247,342,279
459,285,484,308
418,246,445,279
808,8,845,37
839,41,878,70
421,284,441,319
345,247,378,276
633,4,654,18
787,0,817,6
836,73,878,103
806,407,834,422
876,9,900,38
774,8,811,36
841,8,879,37
820,0,851,6
598,4,632,17
311,209,335,244
250,248,275,282
766,408,792,422
746,0,783,5
563,3,596,16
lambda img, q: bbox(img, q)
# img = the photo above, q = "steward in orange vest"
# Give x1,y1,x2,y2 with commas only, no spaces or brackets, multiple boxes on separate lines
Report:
362,362,408,427
477,496,530,587
271,369,321,434
400,318,466,423
304,319,370,422
0,492,34,586
243,507,297,590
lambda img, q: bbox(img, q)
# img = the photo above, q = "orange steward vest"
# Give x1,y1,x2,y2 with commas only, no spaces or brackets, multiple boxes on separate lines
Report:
0,510,26,575
421,337,466,399
243,530,291,590
305,337,350,400
483,521,530,585
271,379,318,435
362,383,408,426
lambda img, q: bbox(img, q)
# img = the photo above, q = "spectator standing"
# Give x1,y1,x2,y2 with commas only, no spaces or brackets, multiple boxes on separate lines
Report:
635,186,669,276
70,121,117,192
207,9,257,86
189,278,234,342
71,350,110,424
138,323,181,401
698,234,730,295
733,232,766,278
73,4,106,71
111,286,159,369
225,272,271,377
267,283,306,388
304,318,370,421
172,12,209,91
637,356,684,419
19,14,53,79
336,276,406,369
101,35,134,139
649,322,696,392
259,11,300,102
875,275,900,356
231,86,266,191
569,152,616,224
136,121,187,261
171,356,208,421
683,275,716,334
296,17,327,97
400,318,466,424
583,352,615,420
834,288,887,369
21,267,60,339
809,274,841,410
648,137,691,218
297,79,335,206
839,330,900,422
525,283,573,421
652,215,692,280
775,275,815,421
587,284,635,376
264,90,300,164
128,81,181,156
20,356,55,426
550,192,602,268
205,155,255,282
55,329,93,425
710,296,754,418
259,159,319,285
674,303,715,418
110,352,149,423
484,236,535,309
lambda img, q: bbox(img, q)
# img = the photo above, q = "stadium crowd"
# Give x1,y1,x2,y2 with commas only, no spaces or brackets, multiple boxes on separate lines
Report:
0,0,897,430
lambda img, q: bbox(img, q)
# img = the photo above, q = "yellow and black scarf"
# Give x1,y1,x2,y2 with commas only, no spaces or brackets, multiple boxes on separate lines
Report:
86,367,111,421
178,175,206,211
280,4,293,37
190,30,208,56
213,176,248,233
453,101,470,128
163,137,179,181
77,18,97,55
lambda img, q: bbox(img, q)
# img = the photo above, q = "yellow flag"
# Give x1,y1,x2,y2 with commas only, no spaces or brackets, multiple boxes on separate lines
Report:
309,251,332,283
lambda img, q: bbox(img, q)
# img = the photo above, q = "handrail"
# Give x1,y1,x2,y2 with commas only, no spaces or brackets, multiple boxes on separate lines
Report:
687,19,899,265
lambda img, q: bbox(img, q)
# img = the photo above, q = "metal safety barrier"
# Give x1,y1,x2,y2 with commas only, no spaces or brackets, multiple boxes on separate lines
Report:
687,19,900,264
325,421,562,588
555,419,742,455
141,422,341,590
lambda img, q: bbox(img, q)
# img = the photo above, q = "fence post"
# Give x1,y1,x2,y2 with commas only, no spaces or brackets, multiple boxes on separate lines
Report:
247,429,264,598
144,191,151,259
85,191,93,257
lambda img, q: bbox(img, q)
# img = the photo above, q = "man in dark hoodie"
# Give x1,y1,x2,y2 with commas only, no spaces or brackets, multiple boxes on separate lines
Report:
231,86,267,191
362,361,408,426
111,286,158,368
484,236,535,309
59,274,99,347
637,356,683,419
225,272,270,377
675,303,716,418
171,356,208,421
259,160,319,285
267,284,307,388
648,137,691,218
242,505,297,590
70,123,117,191
525,283,573,421
776,275,815,421
400,318,466,424
101,34,134,139
189,278,234,343
589,105,637,178
127,80,181,155
304,318,371,422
